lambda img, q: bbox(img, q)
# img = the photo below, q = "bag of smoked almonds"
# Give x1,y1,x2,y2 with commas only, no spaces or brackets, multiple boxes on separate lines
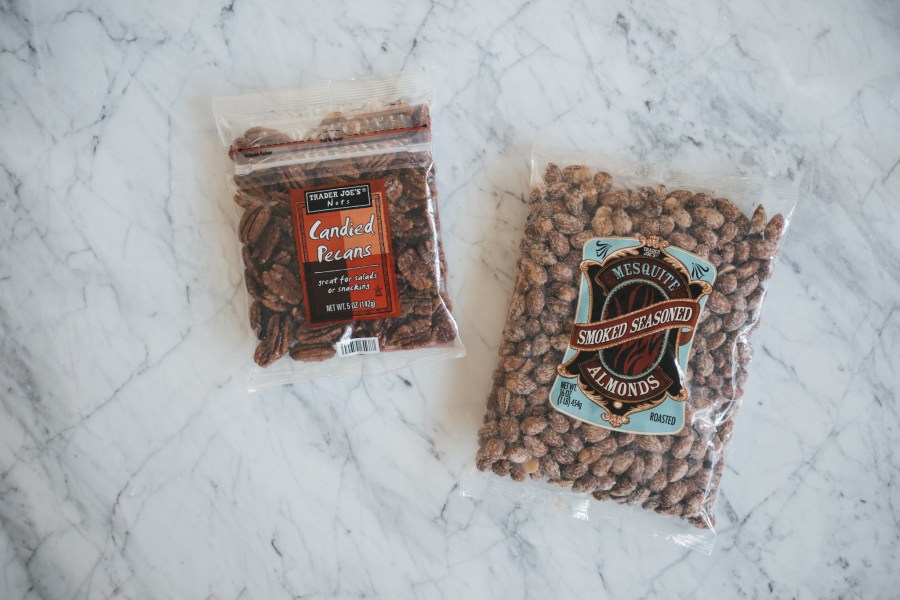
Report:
213,73,463,389
463,147,803,553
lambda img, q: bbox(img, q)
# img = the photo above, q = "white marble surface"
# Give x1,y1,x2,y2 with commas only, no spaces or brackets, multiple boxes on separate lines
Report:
2,0,899,598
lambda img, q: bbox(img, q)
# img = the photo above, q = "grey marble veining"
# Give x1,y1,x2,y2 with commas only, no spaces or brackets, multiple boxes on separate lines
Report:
1,0,898,598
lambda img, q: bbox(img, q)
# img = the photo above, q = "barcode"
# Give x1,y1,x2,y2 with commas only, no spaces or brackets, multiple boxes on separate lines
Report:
335,337,380,357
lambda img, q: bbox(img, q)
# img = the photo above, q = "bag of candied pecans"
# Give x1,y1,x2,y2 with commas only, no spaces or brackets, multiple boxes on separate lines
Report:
462,147,805,553
213,73,463,389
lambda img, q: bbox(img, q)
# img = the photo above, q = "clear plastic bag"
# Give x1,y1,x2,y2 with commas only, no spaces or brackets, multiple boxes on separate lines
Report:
463,146,804,554
213,73,464,389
